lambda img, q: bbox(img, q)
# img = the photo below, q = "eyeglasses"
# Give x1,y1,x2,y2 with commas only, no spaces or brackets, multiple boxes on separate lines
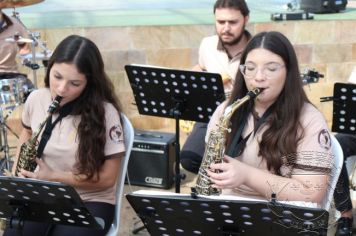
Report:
239,63,285,79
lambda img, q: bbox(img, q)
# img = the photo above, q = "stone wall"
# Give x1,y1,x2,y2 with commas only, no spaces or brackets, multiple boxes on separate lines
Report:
14,19,356,134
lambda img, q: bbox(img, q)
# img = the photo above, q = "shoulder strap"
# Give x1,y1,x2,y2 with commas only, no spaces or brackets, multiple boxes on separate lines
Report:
226,104,274,157
36,100,77,158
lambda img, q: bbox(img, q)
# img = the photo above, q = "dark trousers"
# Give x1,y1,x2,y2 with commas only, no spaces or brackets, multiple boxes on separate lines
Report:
180,122,207,174
333,133,356,213
3,201,115,236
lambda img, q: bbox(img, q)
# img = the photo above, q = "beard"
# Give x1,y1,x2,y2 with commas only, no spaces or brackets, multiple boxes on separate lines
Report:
218,26,246,46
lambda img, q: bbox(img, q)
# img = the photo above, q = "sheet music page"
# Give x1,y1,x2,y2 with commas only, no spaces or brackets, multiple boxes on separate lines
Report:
127,64,222,76
132,190,251,199
129,190,318,208
0,175,63,185
129,64,171,69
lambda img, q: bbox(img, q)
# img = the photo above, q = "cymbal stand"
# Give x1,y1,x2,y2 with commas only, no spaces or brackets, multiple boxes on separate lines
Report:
0,106,16,174
29,32,53,88
29,36,38,88
11,8,38,88
11,8,51,89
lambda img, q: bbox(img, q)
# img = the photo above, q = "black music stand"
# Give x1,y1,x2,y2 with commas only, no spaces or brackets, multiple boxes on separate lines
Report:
0,176,101,234
125,64,225,193
330,83,356,135
126,191,329,236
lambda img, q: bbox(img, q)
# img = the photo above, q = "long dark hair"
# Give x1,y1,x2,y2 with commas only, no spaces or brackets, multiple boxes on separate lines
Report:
45,35,122,180
226,31,310,174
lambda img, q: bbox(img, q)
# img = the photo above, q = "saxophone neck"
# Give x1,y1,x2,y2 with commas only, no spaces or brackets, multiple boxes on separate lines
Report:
223,88,263,119
31,96,63,141
31,116,50,141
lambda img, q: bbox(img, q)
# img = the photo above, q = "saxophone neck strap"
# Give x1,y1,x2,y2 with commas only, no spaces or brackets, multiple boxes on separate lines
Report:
227,104,274,157
36,100,77,158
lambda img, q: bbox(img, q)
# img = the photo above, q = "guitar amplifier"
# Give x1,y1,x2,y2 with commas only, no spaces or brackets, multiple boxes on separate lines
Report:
299,0,347,13
126,129,175,189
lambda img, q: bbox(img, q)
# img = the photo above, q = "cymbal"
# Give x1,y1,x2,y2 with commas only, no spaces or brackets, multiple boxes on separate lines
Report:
5,36,33,43
0,0,44,8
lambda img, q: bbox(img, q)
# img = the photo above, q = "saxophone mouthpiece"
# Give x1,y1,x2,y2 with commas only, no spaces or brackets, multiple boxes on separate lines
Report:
54,95,63,103
48,96,63,113
248,87,264,99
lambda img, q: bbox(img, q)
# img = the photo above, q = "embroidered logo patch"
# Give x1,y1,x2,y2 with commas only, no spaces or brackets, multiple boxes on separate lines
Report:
318,129,331,151
109,124,123,144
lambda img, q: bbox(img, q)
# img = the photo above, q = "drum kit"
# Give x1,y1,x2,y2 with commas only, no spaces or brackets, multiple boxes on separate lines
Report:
0,0,48,172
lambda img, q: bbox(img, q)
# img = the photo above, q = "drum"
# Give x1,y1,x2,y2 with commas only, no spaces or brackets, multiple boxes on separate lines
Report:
0,73,34,106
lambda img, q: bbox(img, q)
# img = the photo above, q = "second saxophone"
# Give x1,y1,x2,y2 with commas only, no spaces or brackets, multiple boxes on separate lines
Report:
194,88,263,195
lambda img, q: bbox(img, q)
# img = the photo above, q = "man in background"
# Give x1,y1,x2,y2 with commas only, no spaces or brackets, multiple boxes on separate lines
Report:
180,0,252,174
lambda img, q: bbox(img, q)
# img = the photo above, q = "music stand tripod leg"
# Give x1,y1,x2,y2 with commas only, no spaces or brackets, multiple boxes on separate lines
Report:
172,110,185,194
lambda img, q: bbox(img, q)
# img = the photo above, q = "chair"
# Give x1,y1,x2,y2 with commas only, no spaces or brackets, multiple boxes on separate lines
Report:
322,134,344,211
106,113,134,236
346,155,356,189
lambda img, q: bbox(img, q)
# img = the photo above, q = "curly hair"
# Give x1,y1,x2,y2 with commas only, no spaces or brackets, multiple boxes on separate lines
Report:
44,35,121,180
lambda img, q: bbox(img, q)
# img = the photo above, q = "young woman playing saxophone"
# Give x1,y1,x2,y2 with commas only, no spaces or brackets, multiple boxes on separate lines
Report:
204,31,333,206
7,35,125,236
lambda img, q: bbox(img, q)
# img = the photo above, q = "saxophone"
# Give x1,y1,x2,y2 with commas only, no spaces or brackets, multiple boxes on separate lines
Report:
194,88,263,195
14,95,62,176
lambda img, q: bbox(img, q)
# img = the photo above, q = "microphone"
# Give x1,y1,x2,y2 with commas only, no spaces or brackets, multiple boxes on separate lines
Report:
22,58,40,70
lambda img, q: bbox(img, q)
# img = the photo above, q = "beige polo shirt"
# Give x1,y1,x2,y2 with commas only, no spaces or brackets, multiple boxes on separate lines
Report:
197,32,251,94
22,88,125,204
206,101,333,199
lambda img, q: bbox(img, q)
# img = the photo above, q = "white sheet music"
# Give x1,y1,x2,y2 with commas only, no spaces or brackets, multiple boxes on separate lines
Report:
130,190,318,208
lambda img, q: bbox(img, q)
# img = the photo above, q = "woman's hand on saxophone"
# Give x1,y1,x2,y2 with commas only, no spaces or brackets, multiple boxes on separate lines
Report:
208,155,327,203
20,158,55,181
207,155,249,189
